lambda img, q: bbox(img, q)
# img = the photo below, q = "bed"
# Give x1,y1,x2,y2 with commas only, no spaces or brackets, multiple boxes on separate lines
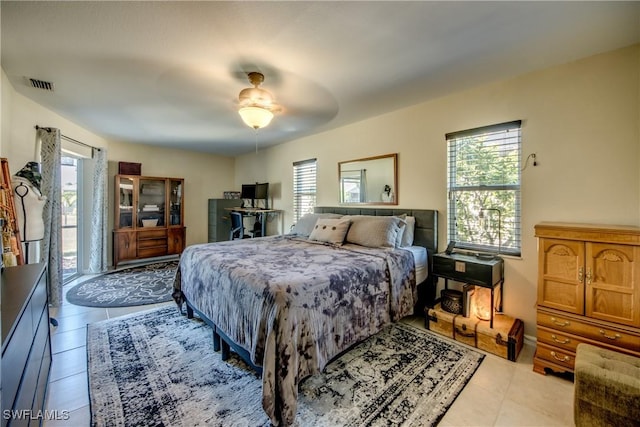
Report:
173,207,438,426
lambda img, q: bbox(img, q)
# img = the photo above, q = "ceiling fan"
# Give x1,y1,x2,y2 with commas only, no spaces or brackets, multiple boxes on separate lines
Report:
237,72,281,130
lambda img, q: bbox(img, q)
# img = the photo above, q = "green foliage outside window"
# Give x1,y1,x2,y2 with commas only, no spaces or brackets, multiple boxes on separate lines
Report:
448,122,521,256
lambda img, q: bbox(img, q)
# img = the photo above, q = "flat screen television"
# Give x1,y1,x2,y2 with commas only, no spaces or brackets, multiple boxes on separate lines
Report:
255,182,269,200
241,184,256,200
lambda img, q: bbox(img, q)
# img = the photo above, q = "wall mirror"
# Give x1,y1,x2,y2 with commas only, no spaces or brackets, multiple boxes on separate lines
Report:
338,153,397,205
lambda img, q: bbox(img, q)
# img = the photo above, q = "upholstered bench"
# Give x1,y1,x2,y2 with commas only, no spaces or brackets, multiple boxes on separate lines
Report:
574,343,640,426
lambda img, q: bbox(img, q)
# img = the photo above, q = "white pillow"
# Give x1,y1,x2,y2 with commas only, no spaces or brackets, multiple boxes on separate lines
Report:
395,225,405,248
400,216,416,247
292,213,343,237
344,215,404,248
308,218,351,245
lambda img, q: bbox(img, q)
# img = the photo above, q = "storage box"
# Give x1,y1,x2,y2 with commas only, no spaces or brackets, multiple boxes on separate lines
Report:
454,314,481,347
476,314,524,361
426,304,457,339
118,162,141,175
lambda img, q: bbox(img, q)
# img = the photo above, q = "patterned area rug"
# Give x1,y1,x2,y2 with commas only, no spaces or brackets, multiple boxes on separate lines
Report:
66,261,178,307
87,306,484,427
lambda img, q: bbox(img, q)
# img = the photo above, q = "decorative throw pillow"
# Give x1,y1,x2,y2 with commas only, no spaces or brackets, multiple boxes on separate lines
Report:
308,218,351,245
394,214,407,247
291,213,343,237
401,216,416,247
345,215,404,248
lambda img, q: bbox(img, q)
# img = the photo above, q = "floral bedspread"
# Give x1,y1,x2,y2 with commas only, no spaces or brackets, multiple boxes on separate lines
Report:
173,235,416,426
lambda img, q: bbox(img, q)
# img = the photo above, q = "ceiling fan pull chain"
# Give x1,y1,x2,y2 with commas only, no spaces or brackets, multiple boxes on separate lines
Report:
255,129,258,154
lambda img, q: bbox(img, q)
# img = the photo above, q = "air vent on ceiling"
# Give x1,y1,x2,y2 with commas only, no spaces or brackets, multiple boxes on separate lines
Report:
25,77,54,92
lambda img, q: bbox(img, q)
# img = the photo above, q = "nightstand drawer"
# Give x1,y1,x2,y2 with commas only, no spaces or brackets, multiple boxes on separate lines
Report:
433,252,503,287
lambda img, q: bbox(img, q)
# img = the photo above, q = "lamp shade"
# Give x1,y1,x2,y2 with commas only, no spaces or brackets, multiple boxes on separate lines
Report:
238,106,274,129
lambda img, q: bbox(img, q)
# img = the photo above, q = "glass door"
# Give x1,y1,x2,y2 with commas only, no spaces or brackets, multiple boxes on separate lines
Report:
117,177,135,228
61,155,81,282
169,180,183,226
138,178,166,227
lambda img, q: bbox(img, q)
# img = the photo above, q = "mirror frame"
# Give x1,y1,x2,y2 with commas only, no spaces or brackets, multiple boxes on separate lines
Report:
338,153,398,205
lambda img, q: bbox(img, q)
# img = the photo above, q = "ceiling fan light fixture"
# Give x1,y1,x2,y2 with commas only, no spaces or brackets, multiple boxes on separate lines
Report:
239,106,274,129
238,72,278,129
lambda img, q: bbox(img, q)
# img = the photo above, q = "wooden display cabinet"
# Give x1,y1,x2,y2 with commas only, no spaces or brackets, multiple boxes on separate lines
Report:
534,222,640,375
113,174,185,267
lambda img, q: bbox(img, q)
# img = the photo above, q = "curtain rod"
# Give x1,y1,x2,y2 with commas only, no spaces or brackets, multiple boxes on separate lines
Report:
35,125,102,151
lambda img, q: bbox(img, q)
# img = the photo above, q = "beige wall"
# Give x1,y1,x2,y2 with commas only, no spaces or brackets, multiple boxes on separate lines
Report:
105,140,236,254
235,44,640,336
1,70,111,170
1,70,236,271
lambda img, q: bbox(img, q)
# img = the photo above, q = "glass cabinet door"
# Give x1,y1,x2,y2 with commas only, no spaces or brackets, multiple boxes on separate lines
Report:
169,180,183,226
138,178,166,227
117,177,135,228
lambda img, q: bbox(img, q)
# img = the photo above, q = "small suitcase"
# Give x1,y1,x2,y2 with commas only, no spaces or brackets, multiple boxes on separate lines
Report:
454,314,481,347
476,314,524,361
426,303,457,339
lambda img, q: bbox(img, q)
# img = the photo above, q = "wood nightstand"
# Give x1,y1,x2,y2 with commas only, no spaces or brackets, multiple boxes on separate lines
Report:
431,252,504,328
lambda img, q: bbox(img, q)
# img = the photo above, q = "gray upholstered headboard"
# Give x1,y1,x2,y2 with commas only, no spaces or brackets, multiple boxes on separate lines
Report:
314,207,438,253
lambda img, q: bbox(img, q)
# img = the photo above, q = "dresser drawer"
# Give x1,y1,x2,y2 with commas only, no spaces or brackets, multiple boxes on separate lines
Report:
13,309,49,417
537,325,581,353
137,238,167,249
535,342,575,370
137,246,168,259
537,309,640,352
1,308,34,414
137,229,167,240
30,273,47,327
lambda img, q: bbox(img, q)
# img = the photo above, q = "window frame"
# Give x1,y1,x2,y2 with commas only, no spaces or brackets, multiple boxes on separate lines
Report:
446,120,522,257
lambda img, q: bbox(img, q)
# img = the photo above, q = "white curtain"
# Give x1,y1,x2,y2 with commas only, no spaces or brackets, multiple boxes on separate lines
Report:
88,148,108,273
359,169,368,203
39,127,63,306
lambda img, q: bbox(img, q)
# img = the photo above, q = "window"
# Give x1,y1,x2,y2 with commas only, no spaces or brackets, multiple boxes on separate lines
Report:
447,120,522,256
293,158,317,222
340,170,364,203
61,155,81,282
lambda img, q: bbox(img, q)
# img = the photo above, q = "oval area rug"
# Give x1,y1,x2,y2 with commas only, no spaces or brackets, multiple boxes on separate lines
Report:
65,260,179,307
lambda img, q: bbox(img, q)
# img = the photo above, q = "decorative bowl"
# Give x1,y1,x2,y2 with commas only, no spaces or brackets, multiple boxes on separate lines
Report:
142,219,159,227
441,289,463,314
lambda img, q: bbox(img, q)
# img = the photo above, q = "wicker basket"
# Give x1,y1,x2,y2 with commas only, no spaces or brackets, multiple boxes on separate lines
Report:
441,289,463,314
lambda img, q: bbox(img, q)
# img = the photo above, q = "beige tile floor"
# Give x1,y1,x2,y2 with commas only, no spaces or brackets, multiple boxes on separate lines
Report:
44,276,575,427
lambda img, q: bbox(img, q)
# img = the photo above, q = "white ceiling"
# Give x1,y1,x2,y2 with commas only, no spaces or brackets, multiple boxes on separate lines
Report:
2,1,639,156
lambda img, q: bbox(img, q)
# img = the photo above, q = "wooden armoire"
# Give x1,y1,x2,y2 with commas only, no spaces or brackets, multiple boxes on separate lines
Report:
534,222,640,374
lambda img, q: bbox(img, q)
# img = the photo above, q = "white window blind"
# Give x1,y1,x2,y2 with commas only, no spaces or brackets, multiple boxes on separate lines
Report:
447,120,522,256
293,158,317,222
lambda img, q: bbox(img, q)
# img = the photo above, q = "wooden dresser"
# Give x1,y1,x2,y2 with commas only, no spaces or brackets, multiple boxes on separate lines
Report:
1,263,51,426
534,222,640,374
